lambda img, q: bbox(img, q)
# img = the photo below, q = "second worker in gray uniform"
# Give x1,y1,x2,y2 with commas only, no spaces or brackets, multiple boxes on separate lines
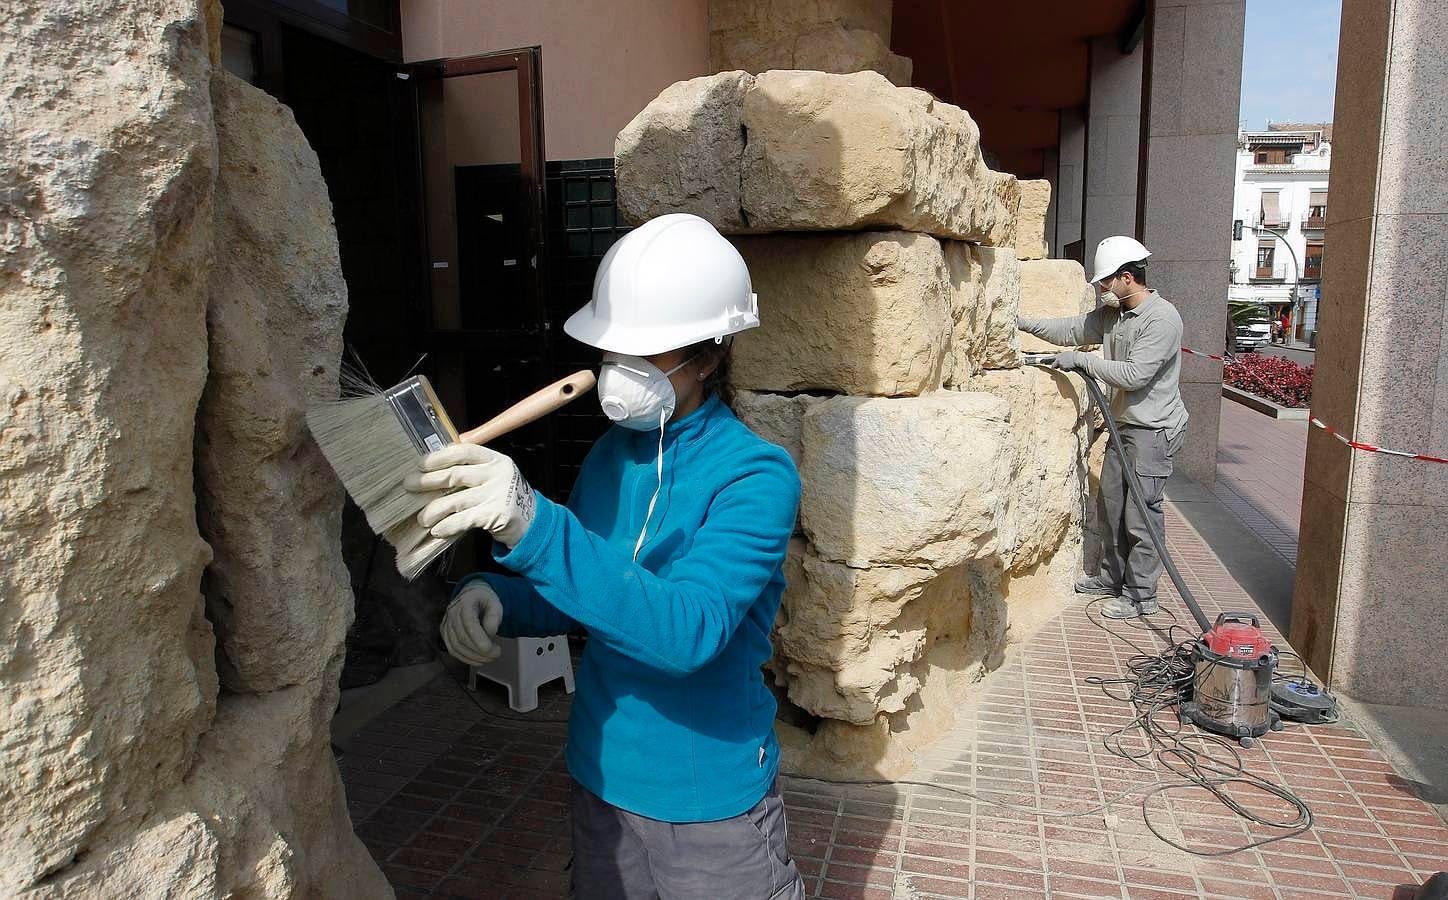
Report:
1017,236,1188,619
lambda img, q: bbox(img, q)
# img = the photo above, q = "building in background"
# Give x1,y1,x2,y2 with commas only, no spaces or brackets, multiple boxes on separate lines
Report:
1229,123,1331,345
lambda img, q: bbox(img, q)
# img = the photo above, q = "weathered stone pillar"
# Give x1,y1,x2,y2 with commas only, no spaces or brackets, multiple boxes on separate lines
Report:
1292,0,1448,709
1138,0,1246,487
1083,36,1143,256
616,67,1097,776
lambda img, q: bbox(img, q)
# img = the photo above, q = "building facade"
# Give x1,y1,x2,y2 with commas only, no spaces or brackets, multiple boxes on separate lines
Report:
1228,126,1331,343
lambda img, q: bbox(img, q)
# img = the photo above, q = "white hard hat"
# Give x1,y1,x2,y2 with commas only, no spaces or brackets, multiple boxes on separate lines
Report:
563,213,760,356
1090,235,1152,284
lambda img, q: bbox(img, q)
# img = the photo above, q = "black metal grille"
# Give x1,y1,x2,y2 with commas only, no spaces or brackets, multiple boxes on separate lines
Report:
543,158,628,495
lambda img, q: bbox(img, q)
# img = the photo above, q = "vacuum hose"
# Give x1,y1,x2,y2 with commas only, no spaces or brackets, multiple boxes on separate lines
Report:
1023,354,1211,632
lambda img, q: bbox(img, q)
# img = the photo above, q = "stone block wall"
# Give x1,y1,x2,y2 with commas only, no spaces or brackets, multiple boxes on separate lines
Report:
708,0,913,87
616,64,1099,776
0,2,388,895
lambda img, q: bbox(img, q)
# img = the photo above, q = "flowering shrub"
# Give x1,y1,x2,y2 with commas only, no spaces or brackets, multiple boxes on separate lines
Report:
1224,353,1314,408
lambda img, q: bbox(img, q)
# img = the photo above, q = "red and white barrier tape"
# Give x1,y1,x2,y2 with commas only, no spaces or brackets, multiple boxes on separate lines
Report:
1178,345,1448,464
1180,346,1229,362
1308,418,1448,465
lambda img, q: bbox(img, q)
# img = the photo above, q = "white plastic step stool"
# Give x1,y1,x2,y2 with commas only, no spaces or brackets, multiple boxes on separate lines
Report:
468,635,575,713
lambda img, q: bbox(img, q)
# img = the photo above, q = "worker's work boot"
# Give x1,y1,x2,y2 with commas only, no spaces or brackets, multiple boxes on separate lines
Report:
1100,596,1160,619
1074,576,1118,596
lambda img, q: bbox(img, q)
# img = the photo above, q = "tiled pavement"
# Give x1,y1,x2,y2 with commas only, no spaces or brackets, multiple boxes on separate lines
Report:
338,505,1446,899
1214,398,1307,566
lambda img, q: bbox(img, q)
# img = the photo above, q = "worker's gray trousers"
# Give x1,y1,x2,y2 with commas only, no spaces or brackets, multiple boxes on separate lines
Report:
1095,424,1184,603
569,777,805,900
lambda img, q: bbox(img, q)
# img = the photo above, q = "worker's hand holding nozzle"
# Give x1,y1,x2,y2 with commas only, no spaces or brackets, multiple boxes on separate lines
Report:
441,583,504,665
1048,350,1087,372
404,444,536,546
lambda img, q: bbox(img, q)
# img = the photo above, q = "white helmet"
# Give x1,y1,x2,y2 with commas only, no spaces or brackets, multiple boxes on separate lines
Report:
1090,235,1152,284
563,213,760,356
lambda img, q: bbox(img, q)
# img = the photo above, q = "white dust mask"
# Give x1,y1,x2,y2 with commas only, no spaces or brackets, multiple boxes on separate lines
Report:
597,351,697,560
1099,290,1122,308
597,352,693,431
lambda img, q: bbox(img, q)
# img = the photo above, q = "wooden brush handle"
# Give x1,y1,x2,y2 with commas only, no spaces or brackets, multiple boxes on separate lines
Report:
458,369,596,446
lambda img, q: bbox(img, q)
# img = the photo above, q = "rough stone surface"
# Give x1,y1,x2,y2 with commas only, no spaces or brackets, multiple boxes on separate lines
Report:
973,368,1092,572
1018,259,1097,352
0,2,219,887
733,391,822,467
1017,179,1052,260
197,73,353,693
800,394,1012,569
615,72,752,230
989,171,1022,248
618,70,1015,242
0,5,386,895
709,0,908,84
974,245,1024,371
709,0,893,39
732,232,953,396
941,241,983,387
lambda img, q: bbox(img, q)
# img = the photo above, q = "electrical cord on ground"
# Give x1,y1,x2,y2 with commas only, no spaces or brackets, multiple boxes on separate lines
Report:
1017,358,1317,855
1082,597,1314,856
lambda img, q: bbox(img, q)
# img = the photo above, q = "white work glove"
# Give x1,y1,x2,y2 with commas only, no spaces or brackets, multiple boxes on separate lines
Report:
403,444,536,546
440,583,504,665
1051,350,1088,372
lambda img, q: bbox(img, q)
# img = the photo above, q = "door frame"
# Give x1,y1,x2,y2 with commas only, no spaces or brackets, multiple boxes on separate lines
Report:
408,48,549,345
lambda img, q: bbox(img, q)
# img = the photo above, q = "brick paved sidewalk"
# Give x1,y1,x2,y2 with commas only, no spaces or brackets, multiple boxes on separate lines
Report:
338,504,1446,899
1215,397,1308,566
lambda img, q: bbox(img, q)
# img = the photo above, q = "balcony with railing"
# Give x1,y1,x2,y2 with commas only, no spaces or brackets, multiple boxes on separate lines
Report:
1304,205,1326,229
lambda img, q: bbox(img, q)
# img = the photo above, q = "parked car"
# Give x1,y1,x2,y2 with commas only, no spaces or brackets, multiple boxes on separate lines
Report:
1235,320,1271,351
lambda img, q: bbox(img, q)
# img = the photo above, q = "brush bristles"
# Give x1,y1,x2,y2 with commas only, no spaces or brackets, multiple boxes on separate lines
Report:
386,518,458,580
306,394,429,534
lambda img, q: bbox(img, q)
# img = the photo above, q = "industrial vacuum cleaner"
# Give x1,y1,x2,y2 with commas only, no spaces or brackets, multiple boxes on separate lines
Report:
1021,352,1338,744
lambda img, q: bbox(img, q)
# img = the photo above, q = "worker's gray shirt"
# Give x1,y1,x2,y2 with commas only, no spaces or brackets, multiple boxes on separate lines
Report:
1021,290,1189,437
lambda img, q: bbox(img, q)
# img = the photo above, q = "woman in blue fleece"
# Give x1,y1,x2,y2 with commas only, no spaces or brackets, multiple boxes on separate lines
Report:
404,214,805,899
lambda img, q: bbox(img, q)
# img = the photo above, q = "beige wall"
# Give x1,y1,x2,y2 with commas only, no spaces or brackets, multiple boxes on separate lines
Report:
402,0,710,163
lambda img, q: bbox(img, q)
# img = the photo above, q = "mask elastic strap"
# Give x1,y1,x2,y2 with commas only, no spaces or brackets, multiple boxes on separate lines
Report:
632,407,668,561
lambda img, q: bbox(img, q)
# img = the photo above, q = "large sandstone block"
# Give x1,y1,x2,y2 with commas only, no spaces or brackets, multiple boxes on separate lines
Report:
617,70,1014,243
1016,179,1051,260
711,0,912,87
0,2,219,887
731,232,953,396
941,242,982,387
197,73,354,693
709,0,893,39
1018,259,1097,352
800,394,1011,568
1,5,386,894
973,367,1092,572
973,245,1023,371
775,545,973,725
614,72,752,231
733,390,821,466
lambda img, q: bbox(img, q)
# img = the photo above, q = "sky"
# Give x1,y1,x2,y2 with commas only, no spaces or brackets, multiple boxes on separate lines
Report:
1238,0,1342,130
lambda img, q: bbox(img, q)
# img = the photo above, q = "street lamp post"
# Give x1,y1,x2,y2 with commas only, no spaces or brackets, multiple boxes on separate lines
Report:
1255,224,1300,342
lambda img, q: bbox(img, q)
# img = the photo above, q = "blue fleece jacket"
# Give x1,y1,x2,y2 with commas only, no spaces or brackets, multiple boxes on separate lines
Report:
457,394,800,823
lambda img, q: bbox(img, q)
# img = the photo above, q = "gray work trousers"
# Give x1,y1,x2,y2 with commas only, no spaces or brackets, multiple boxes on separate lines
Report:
1096,425,1184,603
569,778,805,900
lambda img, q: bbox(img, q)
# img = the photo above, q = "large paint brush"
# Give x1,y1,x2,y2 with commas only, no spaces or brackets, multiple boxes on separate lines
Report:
307,369,595,577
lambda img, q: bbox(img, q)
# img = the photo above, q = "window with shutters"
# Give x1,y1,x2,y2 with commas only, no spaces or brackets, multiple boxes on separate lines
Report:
1260,191,1282,227
1305,242,1324,280
1306,191,1327,228
1256,241,1276,278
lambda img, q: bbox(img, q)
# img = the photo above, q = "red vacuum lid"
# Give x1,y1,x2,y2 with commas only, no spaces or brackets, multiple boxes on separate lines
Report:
1205,614,1274,659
